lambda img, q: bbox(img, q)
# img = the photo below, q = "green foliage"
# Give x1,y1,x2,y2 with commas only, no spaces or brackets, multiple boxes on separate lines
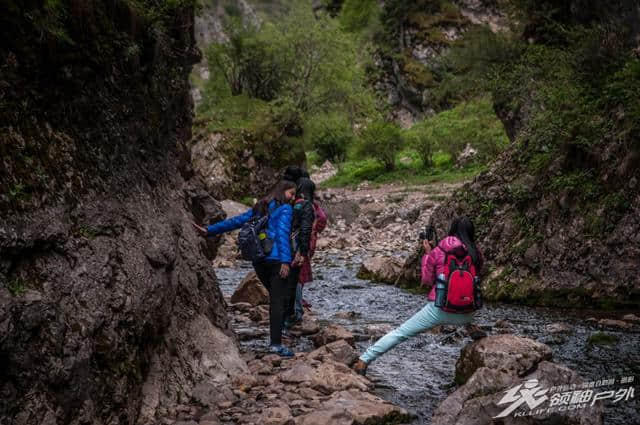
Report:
6,278,27,296
587,332,618,346
339,0,380,33
321,151,484,188
357,120,404,171
198,3,377,161
305,113,353,163
418,97,509,162
404,123,435,168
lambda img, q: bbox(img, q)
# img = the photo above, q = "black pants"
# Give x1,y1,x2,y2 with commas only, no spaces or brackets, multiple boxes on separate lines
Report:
285,266,301,320
253,261,296,346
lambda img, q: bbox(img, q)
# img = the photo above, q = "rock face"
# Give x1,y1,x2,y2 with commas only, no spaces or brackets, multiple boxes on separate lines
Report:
433,334,604,425
0,2,237,424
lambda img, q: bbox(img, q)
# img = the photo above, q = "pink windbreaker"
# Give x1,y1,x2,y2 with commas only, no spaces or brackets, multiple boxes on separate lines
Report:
421,236,483,301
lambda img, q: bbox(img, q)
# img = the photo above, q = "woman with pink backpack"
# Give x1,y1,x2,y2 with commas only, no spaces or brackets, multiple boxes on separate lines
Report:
353,216,484,376
283,175,328,328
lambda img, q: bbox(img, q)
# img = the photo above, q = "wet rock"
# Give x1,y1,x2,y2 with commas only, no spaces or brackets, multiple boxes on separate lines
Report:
493,318,515,334
433,361,603,425
455,334,553,385
333,311,361,320
290,315,320,335
296,389,412,425
311,324,355,348
248,305,270,322
231,271,269,306
310,361,371,394
622,313,640,324
545,322,573,334
597,319,633,329
280,363,315,384
356,256,403,284
231,302,252,312
308,340,358,366
360,323,394,339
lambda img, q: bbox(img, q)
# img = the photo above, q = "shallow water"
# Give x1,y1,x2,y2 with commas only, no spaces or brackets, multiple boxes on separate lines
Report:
216,253,640,425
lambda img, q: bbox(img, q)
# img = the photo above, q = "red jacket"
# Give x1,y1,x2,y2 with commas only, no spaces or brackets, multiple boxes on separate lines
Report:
421,236,483,301
299,201,327,284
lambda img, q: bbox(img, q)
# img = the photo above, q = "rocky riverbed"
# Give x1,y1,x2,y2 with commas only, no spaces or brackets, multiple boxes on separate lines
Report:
206,185,639,425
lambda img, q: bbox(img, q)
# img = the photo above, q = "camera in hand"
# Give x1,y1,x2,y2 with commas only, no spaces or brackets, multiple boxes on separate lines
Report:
419,225,436,243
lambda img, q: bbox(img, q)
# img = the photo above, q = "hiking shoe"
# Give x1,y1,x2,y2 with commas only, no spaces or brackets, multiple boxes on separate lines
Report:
352,359,368,376
269,344,294,358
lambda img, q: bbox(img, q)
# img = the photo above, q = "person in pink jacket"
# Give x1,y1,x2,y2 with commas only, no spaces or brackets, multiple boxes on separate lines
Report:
353,216,484,376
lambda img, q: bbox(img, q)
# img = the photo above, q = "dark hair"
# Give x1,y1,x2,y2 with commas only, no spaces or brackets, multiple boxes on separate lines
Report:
296,177,315,201
283,165,309,183
253,180,296,215
448,216,479,264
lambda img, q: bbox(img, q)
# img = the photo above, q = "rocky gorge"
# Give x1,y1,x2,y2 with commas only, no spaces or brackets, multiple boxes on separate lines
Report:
2,1,639,425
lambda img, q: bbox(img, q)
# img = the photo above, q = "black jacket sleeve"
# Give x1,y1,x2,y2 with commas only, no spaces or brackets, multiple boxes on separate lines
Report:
296,201,315,256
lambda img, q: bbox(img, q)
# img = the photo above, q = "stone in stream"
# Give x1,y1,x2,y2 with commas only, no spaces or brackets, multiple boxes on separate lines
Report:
356,256,403,284
311,324,355,348
622,313,640,324
597,318,633,329
230,271,269,306
308,339,359,366
432,334,604,425
248,305,270,322
455,334,552,385
545,322,573,334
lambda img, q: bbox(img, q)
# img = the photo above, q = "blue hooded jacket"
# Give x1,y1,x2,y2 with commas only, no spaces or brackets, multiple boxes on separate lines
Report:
206,200,293,264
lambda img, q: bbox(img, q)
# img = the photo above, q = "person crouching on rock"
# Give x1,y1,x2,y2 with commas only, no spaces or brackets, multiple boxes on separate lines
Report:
352,216,485,375
284,177,317,329
192,180,297,357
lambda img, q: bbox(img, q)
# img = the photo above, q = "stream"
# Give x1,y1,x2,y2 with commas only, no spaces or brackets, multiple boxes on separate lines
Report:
216,252,640,425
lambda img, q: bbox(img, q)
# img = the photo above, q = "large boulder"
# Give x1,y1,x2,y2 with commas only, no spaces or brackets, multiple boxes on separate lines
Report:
356,256,403,284
231,271,269,306
454,334,553,385
432,335,604,425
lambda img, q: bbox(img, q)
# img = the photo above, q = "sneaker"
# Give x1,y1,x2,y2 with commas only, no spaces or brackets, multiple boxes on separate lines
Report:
269,344,294,358
352,359,368,376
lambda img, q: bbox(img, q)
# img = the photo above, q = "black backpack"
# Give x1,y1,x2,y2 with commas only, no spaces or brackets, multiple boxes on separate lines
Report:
237,214,272,262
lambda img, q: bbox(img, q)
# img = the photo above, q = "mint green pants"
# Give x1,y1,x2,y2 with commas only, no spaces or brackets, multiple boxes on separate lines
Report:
359,302,475,364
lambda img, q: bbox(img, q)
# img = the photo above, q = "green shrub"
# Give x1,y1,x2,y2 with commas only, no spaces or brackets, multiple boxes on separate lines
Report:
413,97,509,163
357,120,404,171
305,113,353,163
404,125,435,168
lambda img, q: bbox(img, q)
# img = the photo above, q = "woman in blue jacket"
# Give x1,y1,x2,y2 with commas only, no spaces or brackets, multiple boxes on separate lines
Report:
193,180,297,357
